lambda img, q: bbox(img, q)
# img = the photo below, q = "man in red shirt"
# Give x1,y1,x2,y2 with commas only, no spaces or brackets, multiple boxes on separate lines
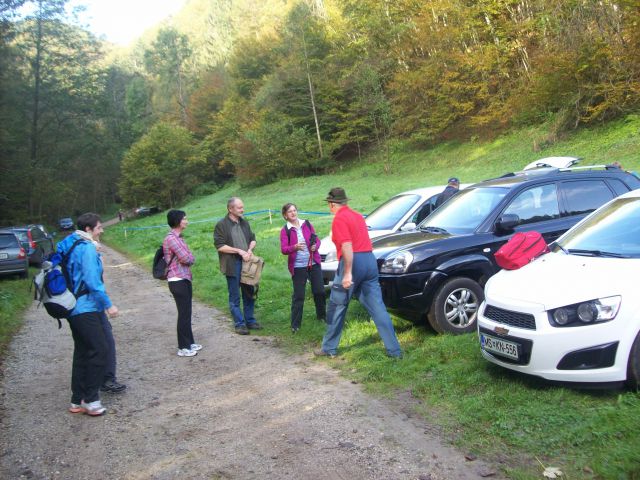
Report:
315,188,402,358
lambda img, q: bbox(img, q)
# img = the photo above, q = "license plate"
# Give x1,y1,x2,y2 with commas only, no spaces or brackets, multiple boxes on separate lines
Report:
480,333,520,360
0,253,7,259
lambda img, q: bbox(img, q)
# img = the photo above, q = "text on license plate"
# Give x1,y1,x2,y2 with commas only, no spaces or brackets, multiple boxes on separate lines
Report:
481,333,520,360
0,253,8,259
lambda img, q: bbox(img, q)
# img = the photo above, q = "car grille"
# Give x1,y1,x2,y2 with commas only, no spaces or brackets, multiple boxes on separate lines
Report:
483,305,536,330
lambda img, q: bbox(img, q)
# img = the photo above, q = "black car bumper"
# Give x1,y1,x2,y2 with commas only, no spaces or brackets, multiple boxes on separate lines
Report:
378,270,444,314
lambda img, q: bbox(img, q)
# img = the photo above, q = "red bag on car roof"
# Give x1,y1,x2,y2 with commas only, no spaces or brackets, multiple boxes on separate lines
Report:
494,231,549,270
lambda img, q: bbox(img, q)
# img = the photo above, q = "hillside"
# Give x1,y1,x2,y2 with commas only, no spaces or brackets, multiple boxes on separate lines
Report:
104,116,640,480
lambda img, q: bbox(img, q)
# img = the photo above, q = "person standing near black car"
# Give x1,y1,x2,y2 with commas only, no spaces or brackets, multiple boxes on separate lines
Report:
434,177,460,208
279,203,326,333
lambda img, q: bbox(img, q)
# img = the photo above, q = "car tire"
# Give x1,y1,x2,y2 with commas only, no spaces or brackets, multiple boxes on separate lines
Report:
626,331,640,389
427,277,484,334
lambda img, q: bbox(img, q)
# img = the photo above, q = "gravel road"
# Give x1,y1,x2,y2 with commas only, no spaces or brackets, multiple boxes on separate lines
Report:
0,244,501,479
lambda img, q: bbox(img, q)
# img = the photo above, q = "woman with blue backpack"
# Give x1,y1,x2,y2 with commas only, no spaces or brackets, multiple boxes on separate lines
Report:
280,203,326,333
56,213,119,416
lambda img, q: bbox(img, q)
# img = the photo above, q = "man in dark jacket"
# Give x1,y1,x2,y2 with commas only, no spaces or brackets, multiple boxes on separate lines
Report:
434,177,460,208
214,197,262,335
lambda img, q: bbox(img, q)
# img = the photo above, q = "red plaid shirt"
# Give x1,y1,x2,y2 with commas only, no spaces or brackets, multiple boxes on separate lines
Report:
163,230,195,281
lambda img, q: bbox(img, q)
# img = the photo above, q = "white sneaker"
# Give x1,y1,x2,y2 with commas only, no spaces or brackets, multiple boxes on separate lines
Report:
177,348,197,357
80,400,106,416
190,344,202,351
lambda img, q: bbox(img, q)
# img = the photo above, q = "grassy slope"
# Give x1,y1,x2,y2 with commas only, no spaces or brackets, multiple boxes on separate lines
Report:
0,275,33,356
104,116,640,479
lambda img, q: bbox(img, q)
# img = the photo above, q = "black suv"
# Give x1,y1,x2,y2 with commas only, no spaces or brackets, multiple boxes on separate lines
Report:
373,166,640,334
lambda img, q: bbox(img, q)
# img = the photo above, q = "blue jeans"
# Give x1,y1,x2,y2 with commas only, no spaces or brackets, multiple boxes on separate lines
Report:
226,258,257,328
322,252,402,357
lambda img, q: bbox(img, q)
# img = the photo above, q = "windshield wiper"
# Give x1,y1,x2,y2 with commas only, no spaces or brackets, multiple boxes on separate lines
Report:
566,249,628,258
420,226,449,234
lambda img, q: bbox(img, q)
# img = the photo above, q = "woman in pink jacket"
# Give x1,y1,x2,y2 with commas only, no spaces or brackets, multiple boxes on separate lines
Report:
280,203,326,333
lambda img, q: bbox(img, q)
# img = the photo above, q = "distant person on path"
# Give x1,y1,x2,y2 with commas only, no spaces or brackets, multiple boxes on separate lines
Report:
214,197,262,335
315,188,402,358
434,177,460,208
163,209,201,357
56,213,119,416
280,203,326,333
118,210,123,222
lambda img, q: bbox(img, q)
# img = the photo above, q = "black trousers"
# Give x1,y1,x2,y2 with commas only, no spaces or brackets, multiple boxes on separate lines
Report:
67,311,109,404
169,279,195,350
291,263,326,329
99,312,117,383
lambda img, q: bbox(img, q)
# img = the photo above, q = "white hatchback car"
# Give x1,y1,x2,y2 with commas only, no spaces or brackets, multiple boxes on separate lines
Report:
478,189,640,388
318,185,468,286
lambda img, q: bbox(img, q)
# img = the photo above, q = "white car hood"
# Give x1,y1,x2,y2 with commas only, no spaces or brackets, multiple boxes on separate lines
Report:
486,252,637,310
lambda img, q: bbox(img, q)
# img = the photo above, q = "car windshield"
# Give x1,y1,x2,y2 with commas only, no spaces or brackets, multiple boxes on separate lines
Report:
0,234,18,248
554,197,640,258
418,187,509,234
365,194,421,230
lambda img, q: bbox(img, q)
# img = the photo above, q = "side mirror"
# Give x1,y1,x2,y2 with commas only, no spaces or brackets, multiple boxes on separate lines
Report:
400,222,417,232
495,214,520,232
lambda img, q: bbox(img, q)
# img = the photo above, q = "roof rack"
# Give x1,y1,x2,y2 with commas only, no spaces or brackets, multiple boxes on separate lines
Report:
557,165,610,172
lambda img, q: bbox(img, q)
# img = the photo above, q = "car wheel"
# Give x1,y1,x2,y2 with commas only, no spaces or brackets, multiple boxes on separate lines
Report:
626,331,640,389
427,277,484,334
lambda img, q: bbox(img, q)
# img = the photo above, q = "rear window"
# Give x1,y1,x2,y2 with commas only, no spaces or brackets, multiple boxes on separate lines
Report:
0,234,19,248
561,180,615,216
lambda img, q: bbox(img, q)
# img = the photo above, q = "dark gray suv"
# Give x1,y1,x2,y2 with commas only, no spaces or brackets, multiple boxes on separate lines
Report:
374,165,640,334
6,225,55,266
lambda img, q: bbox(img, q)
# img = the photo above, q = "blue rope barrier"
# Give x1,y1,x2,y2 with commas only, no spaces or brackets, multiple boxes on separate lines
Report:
113,209,330,234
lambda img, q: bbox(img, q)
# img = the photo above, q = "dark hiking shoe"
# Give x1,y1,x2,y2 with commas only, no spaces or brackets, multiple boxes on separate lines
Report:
247,322,263,330
313,349,337,358
101,380,127,393
235,325,250,335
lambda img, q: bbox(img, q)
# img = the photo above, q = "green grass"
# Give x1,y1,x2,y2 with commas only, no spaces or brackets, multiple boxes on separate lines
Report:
0,272,35,357
106,115,640,479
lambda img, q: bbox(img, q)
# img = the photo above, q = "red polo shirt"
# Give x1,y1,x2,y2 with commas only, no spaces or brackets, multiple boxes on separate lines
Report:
331,205,372,260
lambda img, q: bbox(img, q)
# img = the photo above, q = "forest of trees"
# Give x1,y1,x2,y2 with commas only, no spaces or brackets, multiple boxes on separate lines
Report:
1,0,639,224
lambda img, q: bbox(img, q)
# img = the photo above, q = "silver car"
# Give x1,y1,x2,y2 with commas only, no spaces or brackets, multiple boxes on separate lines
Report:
0,230,28,278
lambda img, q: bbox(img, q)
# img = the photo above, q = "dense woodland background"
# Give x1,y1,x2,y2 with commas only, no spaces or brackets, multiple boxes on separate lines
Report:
1,0,639,224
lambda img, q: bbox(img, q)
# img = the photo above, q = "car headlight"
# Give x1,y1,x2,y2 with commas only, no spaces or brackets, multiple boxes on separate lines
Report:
549,296,621,327
324,250,337,263
380,251,414,274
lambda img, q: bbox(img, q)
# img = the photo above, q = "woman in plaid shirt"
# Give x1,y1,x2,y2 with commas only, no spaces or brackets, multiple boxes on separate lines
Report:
163,210,202,357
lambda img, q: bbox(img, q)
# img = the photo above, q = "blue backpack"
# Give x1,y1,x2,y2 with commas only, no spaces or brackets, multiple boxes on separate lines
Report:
33,239,88,327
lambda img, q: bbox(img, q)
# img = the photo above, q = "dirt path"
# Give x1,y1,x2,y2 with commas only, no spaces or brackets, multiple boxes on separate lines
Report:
0,245,500,479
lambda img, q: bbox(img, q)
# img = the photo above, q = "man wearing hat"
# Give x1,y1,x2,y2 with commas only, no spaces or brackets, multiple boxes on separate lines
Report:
315,187,403,358
435,177,460,208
